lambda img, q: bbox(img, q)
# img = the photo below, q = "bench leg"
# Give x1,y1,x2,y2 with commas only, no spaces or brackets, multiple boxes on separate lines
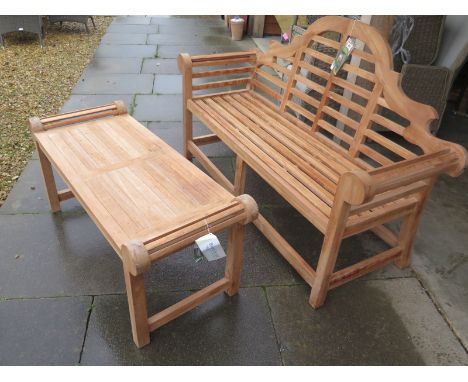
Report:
124,270,150,348
183,110,193,161
233,155,247,196
309,228,345,308
395,178,436,269
309,198,350,308
225,222,246,296
36,143,61,213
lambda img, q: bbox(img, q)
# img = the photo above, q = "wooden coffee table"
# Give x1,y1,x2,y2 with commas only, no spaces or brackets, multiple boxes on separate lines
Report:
29,101,258,348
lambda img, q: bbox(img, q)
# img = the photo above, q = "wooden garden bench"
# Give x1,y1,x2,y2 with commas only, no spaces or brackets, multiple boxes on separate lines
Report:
178,16,467,308
29,101,258,348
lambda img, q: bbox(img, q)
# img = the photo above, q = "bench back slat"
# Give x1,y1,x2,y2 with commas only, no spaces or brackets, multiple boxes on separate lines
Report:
252,16,462,170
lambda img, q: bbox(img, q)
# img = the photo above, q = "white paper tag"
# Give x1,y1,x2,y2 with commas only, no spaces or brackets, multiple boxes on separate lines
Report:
195,233,226,262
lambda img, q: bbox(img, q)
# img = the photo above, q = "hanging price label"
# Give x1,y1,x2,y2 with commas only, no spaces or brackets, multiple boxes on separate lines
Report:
194,233,226,262
330,37,355,75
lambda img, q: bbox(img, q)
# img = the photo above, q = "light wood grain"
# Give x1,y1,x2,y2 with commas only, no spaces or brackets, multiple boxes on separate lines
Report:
177,15,467,308
30,102,259,348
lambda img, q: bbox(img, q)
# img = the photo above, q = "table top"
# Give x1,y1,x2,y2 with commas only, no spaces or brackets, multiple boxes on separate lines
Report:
33,113,236,253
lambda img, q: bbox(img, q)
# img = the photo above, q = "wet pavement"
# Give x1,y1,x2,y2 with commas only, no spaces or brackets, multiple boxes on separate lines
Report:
0,16,467,365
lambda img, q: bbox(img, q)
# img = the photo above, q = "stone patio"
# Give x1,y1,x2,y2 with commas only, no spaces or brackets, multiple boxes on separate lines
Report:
0,16,467,366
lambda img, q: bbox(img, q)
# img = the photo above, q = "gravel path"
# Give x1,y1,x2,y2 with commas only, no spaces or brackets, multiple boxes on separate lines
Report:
0,16,113,205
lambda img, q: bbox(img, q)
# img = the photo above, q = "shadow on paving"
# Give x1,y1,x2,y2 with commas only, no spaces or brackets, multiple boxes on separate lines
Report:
266,280,468,365
80,288,281,365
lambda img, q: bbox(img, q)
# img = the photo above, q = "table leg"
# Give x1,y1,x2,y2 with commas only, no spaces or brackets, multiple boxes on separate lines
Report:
36,143,61,212
124,270,150,348
225,222,246,296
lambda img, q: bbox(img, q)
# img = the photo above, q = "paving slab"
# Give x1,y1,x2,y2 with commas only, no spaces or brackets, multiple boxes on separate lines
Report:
61,94,134,113
148,33,255,49
407,113,468,350
150,16,225,26
0,159,81,214
81,288,281,365
153,74,182,94
266,280,468,365
106,24,159,34
72,74,154,95
0,213,125,298
101,33,147,45
260,203,412,281
412,171,468,349
133,94,182,121
157,45,250,59
148,121,233,157
94,44,157,58
0,296,91,365
141,58,179,74
142,224,301,292
80,58,143,76
158,24,229,36
112,16,152,25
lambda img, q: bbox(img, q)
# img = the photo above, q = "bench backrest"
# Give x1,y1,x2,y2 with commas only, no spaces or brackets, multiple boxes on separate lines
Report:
252,16,457,169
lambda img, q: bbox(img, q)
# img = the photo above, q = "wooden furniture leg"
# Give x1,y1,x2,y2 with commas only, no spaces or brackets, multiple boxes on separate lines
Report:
223,156,248,295
233,155,247,196
122,241,151,348
36,143,61,213
124,271,150,348
225,222,246,296
178,54,194,161
309,197,351,308
394,179,436,269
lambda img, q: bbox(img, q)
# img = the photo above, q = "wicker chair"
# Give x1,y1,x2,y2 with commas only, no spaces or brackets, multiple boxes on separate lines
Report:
48,16,96,33
0,16,44,48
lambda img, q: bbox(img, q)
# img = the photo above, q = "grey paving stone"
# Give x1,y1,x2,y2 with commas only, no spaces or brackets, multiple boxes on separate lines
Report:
408,113,468,350
150,16,224,26
141,59,179,74
148,121,233,157
158,24,229,35
133,94,182,121
72,74,154,95
101,33,147,45
0,159,81,214
106,24,159,34
266,280,468,365
159,24,231,36
80,58,142,75
0,213,125,298
412,172,468,348
81,288,281,365
148,34,256,49
61,94,134,113
140,202,302,291
112,16,152,25
153,75,182,94
94,44,157,58
260,203,412,280
157,45,249,59
0,296,91,365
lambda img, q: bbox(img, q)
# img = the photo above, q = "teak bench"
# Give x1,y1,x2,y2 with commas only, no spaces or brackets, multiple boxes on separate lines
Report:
29,101,258,348
178,16,467,308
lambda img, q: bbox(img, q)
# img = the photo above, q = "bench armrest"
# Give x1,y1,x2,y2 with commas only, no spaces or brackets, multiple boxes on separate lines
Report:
177,51,258,96
338,148,465,206
178,50,259,68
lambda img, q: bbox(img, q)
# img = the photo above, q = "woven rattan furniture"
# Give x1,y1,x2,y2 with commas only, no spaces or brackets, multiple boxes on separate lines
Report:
178,16,467,308
29,101,258,348
48,16,96,33
0,16,44,48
